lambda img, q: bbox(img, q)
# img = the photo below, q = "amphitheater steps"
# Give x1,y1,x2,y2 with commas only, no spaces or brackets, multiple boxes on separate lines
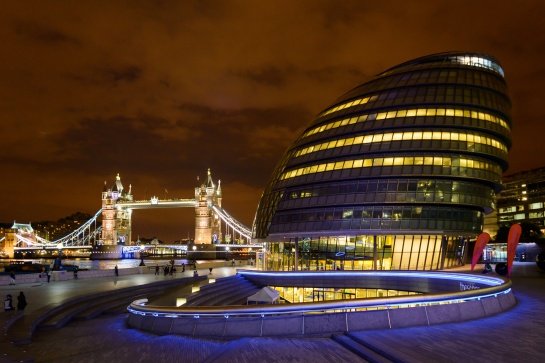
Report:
208,285,260,306
184,275,259,306
6,276,205,345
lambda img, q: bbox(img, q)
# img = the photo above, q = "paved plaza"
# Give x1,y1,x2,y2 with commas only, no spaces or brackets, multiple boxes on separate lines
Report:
1,262,544,362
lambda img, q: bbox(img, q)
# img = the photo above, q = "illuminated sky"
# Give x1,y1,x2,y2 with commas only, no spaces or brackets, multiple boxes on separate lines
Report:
2,1,545,242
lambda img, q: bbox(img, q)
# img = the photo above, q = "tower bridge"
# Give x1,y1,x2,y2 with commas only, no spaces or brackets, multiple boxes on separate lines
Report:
0,169,255,259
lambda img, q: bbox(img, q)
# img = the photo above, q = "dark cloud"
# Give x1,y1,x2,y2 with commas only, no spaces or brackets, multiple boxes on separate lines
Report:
104,66,142,84
233,66,292,88
13,22,78,45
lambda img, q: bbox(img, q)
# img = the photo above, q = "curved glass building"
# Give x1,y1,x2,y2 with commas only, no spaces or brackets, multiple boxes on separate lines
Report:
253,52,512,271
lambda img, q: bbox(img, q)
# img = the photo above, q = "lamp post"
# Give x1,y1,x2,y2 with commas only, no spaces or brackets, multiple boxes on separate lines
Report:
56,243,63,270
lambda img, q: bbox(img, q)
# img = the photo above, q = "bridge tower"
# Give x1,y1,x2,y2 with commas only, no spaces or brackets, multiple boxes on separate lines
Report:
1,223,35,258
194,169,222,244
100,174,133,245
1,228,17,258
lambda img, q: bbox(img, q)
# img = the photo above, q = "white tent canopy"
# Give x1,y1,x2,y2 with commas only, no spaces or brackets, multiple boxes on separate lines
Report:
247,286,280,304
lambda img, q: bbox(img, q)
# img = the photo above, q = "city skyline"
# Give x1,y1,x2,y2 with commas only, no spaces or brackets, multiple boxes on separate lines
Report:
2,1,545,242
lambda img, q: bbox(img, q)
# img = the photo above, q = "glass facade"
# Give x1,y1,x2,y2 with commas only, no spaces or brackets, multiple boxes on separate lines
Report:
253,52,512,271
272,285,421,304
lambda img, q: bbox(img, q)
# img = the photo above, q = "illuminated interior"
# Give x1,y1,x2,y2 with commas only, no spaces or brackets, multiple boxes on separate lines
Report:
295,130,507,158
310,107,510,138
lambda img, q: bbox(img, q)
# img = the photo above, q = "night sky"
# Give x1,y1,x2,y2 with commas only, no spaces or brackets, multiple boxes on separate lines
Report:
2,1,545,243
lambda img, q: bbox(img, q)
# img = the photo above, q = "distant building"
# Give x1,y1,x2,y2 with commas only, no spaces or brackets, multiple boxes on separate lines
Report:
253,52,512,271
32,212,94,241
496,167,545,232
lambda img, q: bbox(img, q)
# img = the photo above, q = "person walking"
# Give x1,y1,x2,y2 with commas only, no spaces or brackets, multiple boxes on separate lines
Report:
114,265,119,276
46,269,51,283
9,271,15,285
74,267,78,279
17,292,27,312
155,263,159,275
4,294,13,311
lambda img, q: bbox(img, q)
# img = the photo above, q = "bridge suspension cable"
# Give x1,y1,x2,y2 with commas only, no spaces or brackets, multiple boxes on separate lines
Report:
212,206,252,240
15,209,103,248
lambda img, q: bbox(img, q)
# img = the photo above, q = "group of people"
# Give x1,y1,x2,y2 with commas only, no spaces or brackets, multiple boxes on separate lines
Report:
9,269,51,285
155,263,185,276
4,292,27,312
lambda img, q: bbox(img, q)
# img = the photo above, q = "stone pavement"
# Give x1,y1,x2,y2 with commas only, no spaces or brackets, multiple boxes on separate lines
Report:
1,262,544,362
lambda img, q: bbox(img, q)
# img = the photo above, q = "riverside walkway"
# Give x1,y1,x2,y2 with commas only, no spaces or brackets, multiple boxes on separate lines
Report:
1,262,544,362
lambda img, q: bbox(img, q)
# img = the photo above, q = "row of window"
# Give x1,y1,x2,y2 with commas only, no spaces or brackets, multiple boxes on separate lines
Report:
286,179,491,198
291,140,507,168
366,63,506,96
319,85,509,122
305,107,509,140
382,55,503,77
269,218,480,234
280,191,492,210
295,130,507,158
280,156,502,181
297,115,511,155
272,286,420,303
499,214,525,222
452,55,504,76
498,205,525,214
273,206,481,224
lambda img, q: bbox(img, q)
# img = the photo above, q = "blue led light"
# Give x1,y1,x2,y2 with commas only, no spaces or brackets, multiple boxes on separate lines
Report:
128,271,512,320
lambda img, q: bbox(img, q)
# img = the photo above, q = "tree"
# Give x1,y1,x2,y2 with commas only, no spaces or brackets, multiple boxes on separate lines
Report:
494,222,543,242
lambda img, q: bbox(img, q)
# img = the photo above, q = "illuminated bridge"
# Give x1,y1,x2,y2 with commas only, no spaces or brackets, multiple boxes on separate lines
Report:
0,169,256,258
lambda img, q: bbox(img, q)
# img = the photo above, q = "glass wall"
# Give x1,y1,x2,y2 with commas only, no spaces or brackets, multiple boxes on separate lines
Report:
264,234,465,271
272,286,421,303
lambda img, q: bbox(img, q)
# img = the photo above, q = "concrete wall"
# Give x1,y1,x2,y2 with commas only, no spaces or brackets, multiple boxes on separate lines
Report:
0,266,150,286
126,290,517,338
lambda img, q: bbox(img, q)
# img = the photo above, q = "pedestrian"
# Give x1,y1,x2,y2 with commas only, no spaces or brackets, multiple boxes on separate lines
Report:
182,263,185,273
74,267,78,279
9,271,15,285
46,270,51,283
114,265,119,276
39,271,46,283
155,264,159,275
17,292,27,312
4,294,13,311
193,270,198,277
163,265,168,276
